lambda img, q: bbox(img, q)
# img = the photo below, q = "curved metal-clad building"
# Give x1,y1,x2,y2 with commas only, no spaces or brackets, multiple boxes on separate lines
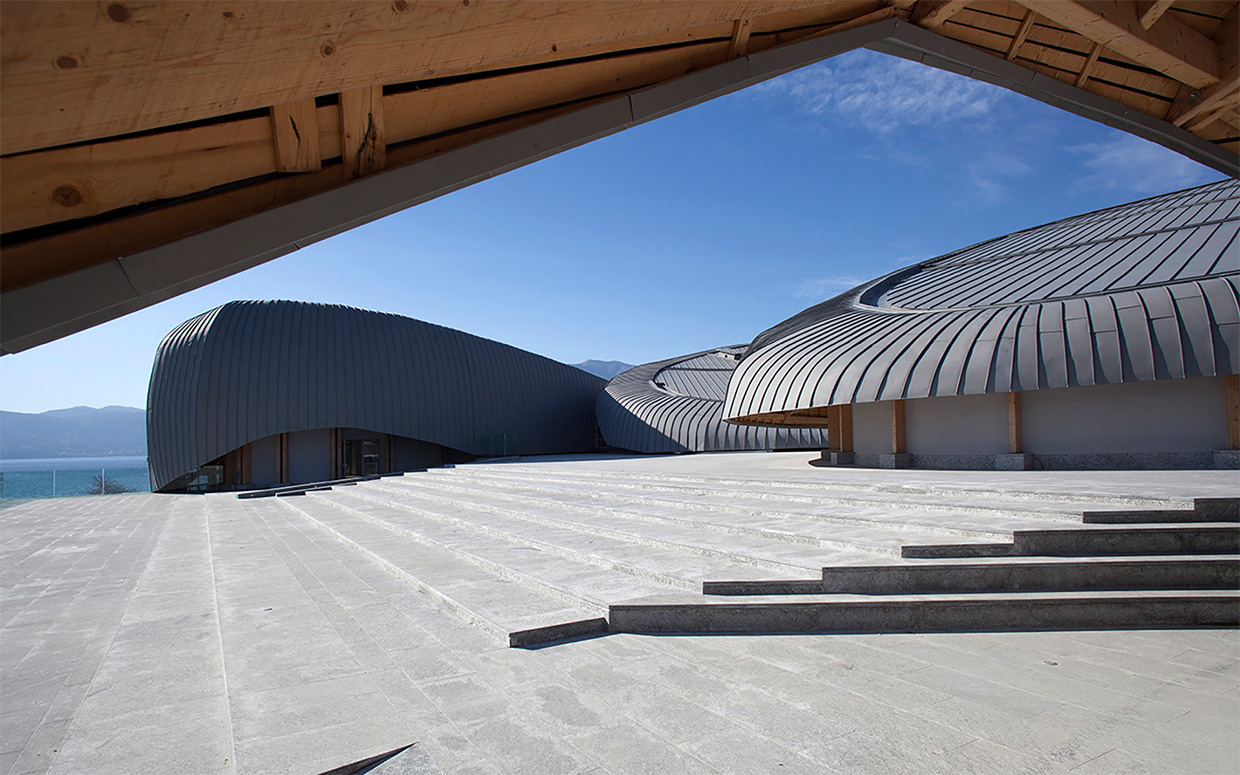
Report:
597,346,829,454
147,300,605,492
725,179,1240,425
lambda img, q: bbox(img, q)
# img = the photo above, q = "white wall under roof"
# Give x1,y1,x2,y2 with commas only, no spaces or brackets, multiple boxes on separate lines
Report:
846,375,1228,461
1023,377,1226,454
907,392,1008,455
852,401,892,455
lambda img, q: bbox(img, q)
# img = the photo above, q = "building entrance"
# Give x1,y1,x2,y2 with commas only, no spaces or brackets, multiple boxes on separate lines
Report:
344,439,380,477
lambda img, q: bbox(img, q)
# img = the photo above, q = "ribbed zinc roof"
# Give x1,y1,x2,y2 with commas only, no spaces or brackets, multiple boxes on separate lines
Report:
597,347,828,453
725,179,1240,424
147,301,605,491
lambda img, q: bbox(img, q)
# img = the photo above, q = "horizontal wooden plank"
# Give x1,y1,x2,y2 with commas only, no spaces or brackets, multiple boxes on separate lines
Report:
1,39,738,234
942,15,1175,99
1165,3,1233,37
0,97,613,292
950,6,1180,96
384,39,731,146
0,0,827,155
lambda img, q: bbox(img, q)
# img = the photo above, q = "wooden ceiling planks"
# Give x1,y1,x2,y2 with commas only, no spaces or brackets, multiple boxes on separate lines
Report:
0,0,829,155
1,0,1237,339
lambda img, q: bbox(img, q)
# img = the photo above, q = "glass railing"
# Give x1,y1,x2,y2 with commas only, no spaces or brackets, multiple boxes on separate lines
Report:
0,457,151,500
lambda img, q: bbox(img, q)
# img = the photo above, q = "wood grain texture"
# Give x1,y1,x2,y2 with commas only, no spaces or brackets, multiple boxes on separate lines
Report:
1,40,731,235
0,97,611,292
271,99,322,173
0,0,823,155
1008,391,1023,453
892,399,907,455
1167,3,1238,126
839,403,854,453
340,86,385,179
1015,0,1221,88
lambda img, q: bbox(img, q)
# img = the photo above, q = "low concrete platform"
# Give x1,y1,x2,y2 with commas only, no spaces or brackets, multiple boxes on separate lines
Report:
2,452,1238,774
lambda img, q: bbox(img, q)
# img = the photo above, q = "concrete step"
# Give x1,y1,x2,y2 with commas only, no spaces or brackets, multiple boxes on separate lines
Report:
451,462,1189,512
902,524,1240,558
375,475,868,571
346,482,808,588
1083,499,1239,524
1196,497,1240,521
1082,509,1200,523
702,557,1240,596
1016,525,1240,556
394,472,1015,564
315,487,702,603
430,466,1093,531
608,590,1240,635
274,494,606,647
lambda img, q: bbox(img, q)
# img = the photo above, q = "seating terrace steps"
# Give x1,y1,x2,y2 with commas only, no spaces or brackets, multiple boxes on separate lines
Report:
253,464,1238,646
3,456,1237,775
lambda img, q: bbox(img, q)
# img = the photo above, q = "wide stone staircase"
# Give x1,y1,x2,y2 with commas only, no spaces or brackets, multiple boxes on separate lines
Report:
266,462,1240,646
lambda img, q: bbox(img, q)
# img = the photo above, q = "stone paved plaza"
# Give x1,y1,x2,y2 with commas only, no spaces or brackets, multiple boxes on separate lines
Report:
2,452,1237,774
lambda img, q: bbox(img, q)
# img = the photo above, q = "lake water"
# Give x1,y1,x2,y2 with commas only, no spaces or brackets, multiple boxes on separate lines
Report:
0,456,151,500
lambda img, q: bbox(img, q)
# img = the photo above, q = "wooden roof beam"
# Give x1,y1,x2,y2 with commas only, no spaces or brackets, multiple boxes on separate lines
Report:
727,18,752,58
1077,41,1104,87
1137,0,1175,29
0,0,825,156
1006,10,1038,61
1167,3,1238,127
1015,0,1221,89
910,0,969,29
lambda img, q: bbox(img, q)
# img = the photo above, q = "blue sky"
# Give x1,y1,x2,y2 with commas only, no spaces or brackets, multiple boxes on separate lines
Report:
0,49,1224,415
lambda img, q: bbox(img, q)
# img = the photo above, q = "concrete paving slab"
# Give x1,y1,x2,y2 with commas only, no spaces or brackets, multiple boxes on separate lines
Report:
2,453,1237,775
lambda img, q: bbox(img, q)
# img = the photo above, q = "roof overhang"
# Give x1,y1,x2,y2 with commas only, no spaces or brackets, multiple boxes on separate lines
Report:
3,2,1237,353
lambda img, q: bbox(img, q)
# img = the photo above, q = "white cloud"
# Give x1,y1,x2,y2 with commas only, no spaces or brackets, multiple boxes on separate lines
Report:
1068,133,1221,194
758,50,1007,134
795,275,869,299
964,151,1033,205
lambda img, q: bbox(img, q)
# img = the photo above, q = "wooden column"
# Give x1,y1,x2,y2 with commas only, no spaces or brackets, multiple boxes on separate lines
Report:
839,404,854,453
891,400,906,455
278,432,289,483
241,443,252,485
1008,392,1023,454
329,428,339,479
1226,375,1239,450
826,406,841,451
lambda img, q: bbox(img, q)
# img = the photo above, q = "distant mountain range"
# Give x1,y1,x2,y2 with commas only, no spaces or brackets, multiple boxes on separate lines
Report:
574,360,635,380
0,406,147,459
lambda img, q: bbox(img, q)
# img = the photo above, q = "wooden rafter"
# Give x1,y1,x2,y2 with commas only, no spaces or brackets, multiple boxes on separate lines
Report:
911,0,969,29
0,0,826,156
1138,0,1175,29
1016,0,1221,88
0,39,733,236
1077,41,1104,87
1,0,1236,353
1006,10,1038,61
728,18,752,58
1166,3,1238,126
